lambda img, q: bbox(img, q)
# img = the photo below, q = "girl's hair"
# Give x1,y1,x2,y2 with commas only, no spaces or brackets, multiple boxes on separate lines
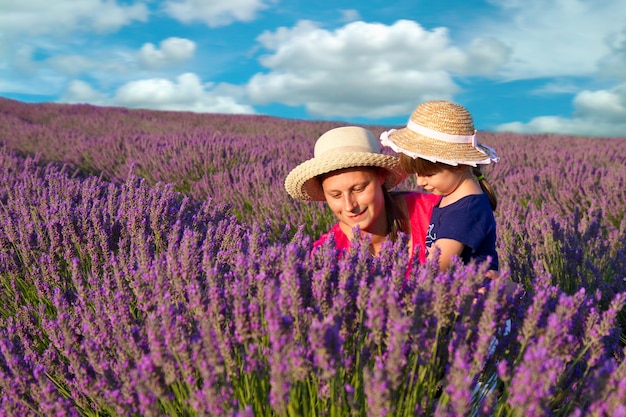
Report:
472,166,497,211
399,154,497,211
399,154,443,177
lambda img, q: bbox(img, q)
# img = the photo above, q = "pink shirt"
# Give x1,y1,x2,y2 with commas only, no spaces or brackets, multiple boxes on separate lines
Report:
313,192,440,265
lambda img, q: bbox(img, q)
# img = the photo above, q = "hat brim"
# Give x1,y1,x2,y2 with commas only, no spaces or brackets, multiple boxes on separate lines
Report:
387,127,493,166
285,152,408,201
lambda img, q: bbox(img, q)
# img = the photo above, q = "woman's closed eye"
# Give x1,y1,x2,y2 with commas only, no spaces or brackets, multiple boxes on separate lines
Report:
328,184,367,198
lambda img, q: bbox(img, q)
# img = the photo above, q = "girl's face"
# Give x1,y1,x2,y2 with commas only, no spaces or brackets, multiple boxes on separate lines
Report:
321,167,387,238
415,166,465,196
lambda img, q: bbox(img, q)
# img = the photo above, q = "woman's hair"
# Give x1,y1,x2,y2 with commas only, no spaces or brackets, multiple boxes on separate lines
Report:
399,154,497,211
383,186,410,241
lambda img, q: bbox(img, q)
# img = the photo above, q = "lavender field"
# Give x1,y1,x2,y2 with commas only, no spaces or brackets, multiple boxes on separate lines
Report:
0,97,625,416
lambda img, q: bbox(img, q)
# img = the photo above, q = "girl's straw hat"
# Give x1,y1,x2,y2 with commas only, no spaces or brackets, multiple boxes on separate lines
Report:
380,100,499,166
285,126,408,201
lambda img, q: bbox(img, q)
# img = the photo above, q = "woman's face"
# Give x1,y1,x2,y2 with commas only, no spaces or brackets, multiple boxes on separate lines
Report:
320,167,387,238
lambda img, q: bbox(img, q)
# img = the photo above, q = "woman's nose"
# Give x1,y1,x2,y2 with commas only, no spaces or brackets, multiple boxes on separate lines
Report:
343,194,357,210
416,175,427,187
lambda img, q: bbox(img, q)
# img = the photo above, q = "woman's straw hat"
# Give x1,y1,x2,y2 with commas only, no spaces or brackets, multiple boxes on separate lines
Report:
285,126,408,201
380,100,499,166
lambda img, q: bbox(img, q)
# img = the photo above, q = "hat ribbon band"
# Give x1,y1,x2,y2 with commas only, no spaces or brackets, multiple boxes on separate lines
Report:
407,120,477,147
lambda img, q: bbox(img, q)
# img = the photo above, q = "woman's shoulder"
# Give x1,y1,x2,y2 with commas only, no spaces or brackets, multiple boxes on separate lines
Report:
393,191,441,207
313,223,350,250
391,191,440,221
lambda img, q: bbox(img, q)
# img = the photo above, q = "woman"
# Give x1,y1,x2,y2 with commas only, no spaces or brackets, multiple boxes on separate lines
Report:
284,126,440,263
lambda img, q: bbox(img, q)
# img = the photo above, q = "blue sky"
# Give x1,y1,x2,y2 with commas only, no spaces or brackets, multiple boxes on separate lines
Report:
1,0,625,137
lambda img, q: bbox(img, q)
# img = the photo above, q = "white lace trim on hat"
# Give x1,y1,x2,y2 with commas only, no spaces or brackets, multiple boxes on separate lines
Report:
406,120,477,146
379,129,500,166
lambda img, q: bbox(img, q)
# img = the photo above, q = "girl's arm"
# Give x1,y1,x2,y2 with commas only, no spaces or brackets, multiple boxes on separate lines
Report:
429,238,464,270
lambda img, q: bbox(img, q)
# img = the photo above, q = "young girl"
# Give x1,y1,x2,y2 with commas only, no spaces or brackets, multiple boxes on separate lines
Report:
380,100,500,272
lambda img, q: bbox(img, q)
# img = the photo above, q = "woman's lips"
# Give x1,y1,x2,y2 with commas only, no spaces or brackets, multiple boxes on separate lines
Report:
348,211,365,220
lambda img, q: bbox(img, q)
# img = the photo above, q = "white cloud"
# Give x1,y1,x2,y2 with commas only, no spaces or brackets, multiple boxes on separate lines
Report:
0,1,149,95
2,0,622,137
138,37,196,69
163,0,271,27
47,55,102,76
573,87,626,123
60,73,255,114
495,82,626,137
477,0,626,80
597,28,626,81
3,37,197,95
60,80,110,104
246,19,510,119
339,9,361,22
465,0,626,136
0,0,148,37
8,42,138,82
464,38,512,76
531,80,585,95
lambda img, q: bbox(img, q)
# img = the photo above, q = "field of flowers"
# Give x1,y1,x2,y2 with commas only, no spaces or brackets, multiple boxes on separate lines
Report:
0,96,625,416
